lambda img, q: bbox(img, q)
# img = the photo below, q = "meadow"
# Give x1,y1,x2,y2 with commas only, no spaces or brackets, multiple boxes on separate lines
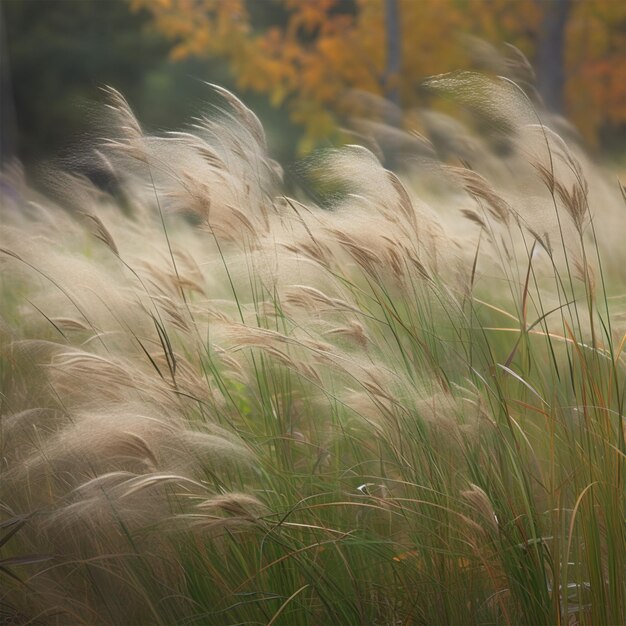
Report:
0,72,624,625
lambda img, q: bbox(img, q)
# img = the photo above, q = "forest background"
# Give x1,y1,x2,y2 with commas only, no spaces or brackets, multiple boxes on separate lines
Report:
1,0,625,172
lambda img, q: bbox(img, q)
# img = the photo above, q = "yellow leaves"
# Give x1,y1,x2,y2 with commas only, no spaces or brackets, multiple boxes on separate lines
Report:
565,0,626,141
130,0,171,10
289,0,338,33
269,85,286,107
137,0,250,61
140,0,624,151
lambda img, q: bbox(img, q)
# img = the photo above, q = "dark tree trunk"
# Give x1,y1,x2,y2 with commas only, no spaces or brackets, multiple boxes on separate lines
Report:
0,3,17,165
384,0,401,109
535,0,572,114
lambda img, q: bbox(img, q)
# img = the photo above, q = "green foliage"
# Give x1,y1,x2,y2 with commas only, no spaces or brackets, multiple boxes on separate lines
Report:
3,1,161,161
2,0,304,168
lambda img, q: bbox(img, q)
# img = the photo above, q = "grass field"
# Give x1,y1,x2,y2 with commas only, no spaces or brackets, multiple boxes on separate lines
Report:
1,75,625,625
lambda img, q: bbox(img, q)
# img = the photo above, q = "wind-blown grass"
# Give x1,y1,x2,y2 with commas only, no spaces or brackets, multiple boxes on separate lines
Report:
0,74,624,625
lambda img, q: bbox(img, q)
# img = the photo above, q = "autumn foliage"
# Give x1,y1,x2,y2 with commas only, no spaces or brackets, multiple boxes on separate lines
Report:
134,0,625,151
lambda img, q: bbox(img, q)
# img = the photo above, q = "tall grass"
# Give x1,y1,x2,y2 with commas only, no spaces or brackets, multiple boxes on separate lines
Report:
1,74,624,625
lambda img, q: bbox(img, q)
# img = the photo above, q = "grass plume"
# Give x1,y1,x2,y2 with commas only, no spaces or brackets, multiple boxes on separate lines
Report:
0,75,624,625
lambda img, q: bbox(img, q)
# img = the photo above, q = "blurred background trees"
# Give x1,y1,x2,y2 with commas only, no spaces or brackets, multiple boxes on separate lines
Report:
3,0,170,164
2,0,625,169
1,0,300,169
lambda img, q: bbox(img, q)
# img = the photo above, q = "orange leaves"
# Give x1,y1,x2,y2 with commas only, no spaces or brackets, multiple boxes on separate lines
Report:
137,0,625,150
288,0,338,34
134,0,250,59
566,0,626,142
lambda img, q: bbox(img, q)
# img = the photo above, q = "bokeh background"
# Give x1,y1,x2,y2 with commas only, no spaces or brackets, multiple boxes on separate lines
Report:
1,0,625,172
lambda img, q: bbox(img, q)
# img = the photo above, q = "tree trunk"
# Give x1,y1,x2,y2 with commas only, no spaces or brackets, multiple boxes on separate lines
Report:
535,0,572,114
0,3,17,165
384,0,401,109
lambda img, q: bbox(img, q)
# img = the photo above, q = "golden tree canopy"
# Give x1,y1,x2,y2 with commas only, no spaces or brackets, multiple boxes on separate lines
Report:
132,0,626,151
